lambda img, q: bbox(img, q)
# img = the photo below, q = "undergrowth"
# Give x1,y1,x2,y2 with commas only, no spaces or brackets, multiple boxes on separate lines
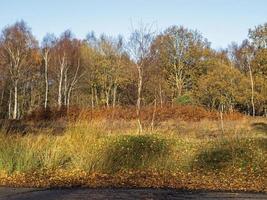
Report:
0,120,266,191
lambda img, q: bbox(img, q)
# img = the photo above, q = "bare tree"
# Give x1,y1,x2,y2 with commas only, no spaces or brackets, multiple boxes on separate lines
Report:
247,54,255,117
54,30,73,109
241,41,256,116
41,33,56,110
128,22,155,133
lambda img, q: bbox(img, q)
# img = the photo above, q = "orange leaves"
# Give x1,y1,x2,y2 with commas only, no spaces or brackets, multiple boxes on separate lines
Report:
0,169,266,192
25,105,244,122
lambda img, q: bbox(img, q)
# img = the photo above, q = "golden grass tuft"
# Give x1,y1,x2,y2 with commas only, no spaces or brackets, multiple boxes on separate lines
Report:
0,117,266,191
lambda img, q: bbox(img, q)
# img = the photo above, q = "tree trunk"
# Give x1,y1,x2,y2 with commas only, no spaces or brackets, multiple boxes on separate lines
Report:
0,87,5,115
13,79,18,119
29,80,35,113
63,69,68,106
159,84,163,108
66,60,81,110
136,65,143,134
105,90,110,108
112,84,117,108
220,104,224,134
58,63,64,109
174,63,184,98
248,63,255,117
171,90,175,108
151,98,157,131
91,85,94,109
229,104,234,113
94,87,98,107
0,87,4,106
22,83,27,115
67,88,71,109
44,52,49,110
8,89,12,119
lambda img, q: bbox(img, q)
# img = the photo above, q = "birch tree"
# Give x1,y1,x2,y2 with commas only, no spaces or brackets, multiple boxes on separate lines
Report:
249,23,267,116
65,39,83,109
232,40,256,116
128,23,155,133
0,21,37,119
54,30,73,109
41,33,56,110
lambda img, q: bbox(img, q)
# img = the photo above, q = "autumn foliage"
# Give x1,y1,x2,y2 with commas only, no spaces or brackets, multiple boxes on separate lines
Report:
25,105,244,122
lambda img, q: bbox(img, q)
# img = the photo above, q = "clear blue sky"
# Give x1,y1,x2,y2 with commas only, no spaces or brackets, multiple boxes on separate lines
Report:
0,0,266,49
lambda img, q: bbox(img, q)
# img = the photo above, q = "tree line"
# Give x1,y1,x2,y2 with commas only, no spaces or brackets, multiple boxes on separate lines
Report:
0,20,266,120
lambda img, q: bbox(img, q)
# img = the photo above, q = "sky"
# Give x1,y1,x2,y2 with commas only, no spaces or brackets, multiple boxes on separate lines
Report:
0,0,266,49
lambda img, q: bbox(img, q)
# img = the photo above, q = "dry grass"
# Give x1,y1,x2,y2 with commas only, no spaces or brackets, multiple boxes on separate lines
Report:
0,115,266,191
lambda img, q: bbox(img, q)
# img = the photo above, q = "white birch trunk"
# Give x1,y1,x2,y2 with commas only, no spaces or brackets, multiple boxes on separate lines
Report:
44,51,49,110
13,79,18,119
8,89,12,119
136,65,143,133
58,61,64,109
248,63,255,117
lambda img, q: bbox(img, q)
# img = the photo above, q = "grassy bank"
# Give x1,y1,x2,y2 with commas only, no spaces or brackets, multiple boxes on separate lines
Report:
0,118,266,191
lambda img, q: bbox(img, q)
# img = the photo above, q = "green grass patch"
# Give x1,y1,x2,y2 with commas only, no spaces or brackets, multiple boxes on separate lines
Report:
101,135,172,173
192,138,267,174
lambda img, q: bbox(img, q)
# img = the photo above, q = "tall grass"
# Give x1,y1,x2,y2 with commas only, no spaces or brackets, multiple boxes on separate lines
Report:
0,120,266,178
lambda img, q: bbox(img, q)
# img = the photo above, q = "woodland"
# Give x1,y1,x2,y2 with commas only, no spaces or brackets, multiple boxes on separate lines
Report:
0,21,266,191
0,21,266,121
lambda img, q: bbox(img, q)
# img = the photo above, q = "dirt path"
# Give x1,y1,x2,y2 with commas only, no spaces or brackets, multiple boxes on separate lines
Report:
0,188,266,200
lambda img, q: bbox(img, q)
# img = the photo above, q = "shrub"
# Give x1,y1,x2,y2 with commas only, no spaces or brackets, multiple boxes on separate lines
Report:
192,138,266,173
102,135,171,173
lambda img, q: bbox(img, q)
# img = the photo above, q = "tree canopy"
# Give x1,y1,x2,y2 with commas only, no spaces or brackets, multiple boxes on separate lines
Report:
0,20,266,118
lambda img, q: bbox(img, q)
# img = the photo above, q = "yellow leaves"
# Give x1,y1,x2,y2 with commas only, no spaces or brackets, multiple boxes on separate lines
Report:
0,169,266,192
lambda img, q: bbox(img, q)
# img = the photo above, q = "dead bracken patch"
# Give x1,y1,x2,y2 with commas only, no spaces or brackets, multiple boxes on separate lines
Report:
25,105,245,123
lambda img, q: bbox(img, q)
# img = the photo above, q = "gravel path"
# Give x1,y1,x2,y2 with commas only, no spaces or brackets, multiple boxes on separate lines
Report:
0,188,266,200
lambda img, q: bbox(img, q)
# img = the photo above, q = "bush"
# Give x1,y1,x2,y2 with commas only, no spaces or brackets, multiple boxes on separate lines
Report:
193,138,266,173
102,135,171,173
